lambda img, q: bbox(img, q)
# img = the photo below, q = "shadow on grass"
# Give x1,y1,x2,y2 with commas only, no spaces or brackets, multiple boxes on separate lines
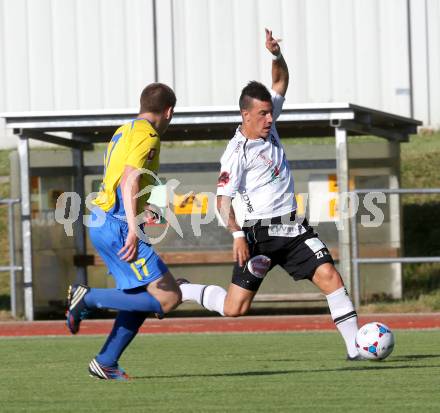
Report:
0,294,10,311
134,362,440,380
386,354,440,362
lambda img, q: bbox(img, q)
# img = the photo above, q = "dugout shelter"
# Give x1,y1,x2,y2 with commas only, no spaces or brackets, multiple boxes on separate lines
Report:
2,104,421,320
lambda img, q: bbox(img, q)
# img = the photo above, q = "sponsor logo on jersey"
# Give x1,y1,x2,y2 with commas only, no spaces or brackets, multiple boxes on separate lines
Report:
257,152,274,167
268,165,280,184
247,255,271,278
241,192,254,213
234,142,243,153
268,223,307,238
217,171,230,187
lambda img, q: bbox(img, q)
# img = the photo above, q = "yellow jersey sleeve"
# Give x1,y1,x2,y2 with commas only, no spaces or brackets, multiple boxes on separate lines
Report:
126,130,160,170
92,119,161,217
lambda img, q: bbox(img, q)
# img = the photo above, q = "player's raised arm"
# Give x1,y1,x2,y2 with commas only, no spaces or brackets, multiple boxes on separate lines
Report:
265,28,289,97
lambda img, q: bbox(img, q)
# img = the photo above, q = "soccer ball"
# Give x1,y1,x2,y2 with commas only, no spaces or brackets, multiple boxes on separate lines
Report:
355,322,395,360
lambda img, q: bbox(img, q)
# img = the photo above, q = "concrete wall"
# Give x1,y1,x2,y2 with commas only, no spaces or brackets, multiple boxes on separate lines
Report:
1,0,439,148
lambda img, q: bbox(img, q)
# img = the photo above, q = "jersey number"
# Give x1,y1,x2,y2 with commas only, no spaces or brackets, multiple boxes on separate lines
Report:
104,133,123,173
130,258,149,280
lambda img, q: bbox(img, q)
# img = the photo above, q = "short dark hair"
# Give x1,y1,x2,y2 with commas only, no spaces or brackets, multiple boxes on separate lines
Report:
239,81,272,111
139,83,176,114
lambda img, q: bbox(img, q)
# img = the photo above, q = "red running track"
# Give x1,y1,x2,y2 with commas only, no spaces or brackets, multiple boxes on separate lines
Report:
1,313,440,337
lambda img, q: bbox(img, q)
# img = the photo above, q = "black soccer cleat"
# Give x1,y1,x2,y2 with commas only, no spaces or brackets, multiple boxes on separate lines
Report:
66,284,90,334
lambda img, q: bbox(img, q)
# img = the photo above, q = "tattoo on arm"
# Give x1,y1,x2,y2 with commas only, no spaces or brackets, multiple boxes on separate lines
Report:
217,195,241,233
272,55,289,97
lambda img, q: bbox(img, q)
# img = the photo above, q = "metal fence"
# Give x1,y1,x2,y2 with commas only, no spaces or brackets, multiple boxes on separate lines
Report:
0,198,22,317
350,188,440,309
2,190,440,317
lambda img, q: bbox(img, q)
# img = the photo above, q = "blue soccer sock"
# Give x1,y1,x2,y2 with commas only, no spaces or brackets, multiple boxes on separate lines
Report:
84,287,163,317
96,311,147,367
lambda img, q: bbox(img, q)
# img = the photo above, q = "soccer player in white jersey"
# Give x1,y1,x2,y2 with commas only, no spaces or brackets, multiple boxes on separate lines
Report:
180,28,362,360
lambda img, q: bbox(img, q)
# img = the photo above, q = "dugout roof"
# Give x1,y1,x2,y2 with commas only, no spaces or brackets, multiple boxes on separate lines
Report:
3,102,421,146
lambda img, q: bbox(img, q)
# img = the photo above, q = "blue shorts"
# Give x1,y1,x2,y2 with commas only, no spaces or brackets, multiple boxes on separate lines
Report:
89,209,168,290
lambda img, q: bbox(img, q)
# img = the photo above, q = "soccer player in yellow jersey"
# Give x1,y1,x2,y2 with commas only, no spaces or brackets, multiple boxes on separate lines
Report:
66,83,182,380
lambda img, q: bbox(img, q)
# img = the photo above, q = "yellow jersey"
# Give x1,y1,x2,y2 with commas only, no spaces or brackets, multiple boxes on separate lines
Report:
92,118,160,217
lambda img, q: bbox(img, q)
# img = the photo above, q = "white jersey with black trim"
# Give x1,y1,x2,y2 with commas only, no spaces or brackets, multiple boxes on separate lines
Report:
216,90,297,220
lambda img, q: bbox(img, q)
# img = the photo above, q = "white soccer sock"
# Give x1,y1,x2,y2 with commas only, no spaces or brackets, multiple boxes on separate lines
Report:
180,283,206,303
180,284,226,316
326,287,359,357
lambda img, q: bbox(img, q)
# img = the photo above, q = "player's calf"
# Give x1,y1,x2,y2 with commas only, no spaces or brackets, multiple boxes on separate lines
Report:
223,297,252,317
223,283,255,317
147,272,182,314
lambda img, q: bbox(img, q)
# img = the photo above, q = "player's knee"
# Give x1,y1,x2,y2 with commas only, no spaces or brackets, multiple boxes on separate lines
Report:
313,263,343,291
322,266,340,282
223,302,249,318
160,290,182,314
223,308,245,317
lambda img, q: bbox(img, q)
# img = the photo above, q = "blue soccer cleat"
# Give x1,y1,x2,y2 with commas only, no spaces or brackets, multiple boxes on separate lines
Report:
66,284,90,334
88,358,130,381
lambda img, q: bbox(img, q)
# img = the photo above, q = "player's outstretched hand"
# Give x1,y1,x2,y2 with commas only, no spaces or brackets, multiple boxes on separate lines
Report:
265,28,281,56
233,237,250,267
118,230,138,262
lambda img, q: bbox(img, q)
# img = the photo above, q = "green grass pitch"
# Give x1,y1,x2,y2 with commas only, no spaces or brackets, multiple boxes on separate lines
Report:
1,330,439,412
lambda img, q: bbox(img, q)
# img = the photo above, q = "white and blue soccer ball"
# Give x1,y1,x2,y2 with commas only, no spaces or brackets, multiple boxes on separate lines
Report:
355,322,395,360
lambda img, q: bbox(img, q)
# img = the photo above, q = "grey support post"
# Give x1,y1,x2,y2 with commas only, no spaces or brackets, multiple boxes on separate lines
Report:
389,141,402,299
8,200,19,318
334,127,352,293
72,143,88,285
350,212,361,309
18,135,34,321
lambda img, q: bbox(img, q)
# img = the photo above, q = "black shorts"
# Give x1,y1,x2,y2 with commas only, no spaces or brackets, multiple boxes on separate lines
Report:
232,212,334,292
